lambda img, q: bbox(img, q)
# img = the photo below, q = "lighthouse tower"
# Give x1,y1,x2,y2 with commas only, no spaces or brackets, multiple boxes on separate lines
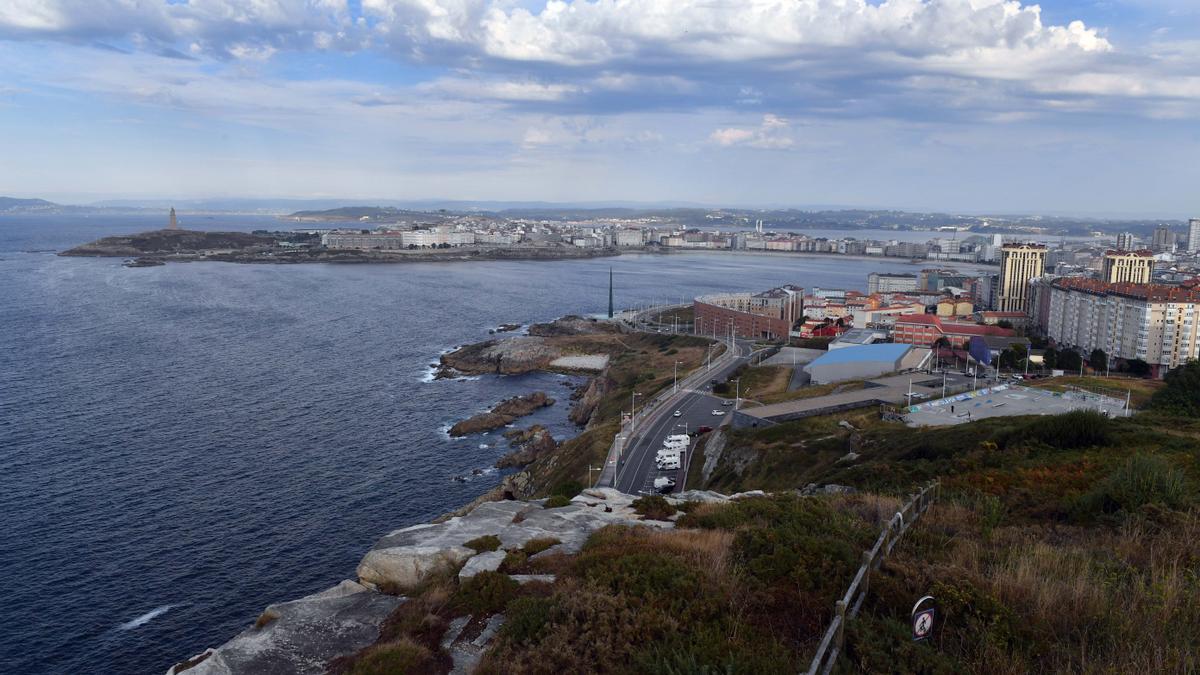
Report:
168,207,178,230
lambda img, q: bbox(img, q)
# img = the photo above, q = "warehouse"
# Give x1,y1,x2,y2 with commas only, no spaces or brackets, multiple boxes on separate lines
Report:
804,343,925,384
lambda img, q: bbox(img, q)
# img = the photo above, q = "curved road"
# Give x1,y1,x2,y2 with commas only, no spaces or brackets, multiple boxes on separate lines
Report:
614,339,755,495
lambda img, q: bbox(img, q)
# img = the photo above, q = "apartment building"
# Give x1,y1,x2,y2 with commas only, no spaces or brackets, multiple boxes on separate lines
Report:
1101,250,1154,285
693,285,804,340
997,244,1047,314
1046,278,1200,372
867,272,919,294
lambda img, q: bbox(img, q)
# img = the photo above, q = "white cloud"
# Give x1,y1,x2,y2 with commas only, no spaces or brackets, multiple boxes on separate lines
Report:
711,114,794,149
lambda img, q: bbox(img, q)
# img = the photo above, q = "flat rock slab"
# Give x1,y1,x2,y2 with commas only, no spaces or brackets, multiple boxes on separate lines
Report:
168,580,401,675
358,492,669,591
549,354,610,371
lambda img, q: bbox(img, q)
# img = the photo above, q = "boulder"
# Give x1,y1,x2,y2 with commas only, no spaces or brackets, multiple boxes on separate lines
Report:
495,426,558,468
458,551,506,580
357,545,474,592
166,580,401,675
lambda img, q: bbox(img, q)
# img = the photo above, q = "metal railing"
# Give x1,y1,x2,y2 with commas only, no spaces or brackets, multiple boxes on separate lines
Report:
806,481,941,675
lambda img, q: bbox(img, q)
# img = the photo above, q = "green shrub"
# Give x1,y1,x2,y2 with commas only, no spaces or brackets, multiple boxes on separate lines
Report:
349,639,437,675
522,537,561,556
997,410,1112,451
550,480,584,498
500,596,554,646
499,549,527,573
463,534,501,553
454,571,520,615
632,495,677,520
543,495,571,508
1148,360,1200,417
1076,454,1189,518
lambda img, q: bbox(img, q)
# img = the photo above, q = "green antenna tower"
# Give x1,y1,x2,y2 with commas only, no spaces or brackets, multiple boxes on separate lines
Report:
608,267,614,318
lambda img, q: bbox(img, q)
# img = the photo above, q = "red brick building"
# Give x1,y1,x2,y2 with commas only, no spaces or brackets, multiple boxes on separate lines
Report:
893,314,1015,348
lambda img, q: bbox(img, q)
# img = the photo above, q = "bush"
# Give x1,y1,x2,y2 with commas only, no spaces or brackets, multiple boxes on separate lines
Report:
632,495,677,520
997,410,1111,451
1076,455,1189,518
550,480,584,499
522,537,561,556
500,596,554,646
1148,360,1200,416
349,639,437,675
543,495,571,508
454,571,520,615
463,534,501,553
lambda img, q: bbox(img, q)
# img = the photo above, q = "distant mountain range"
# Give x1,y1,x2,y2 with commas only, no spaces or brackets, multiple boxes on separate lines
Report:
0,195,1188,237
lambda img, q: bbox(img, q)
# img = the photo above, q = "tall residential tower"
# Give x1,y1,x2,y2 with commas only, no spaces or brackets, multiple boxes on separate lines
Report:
997,243,1046,314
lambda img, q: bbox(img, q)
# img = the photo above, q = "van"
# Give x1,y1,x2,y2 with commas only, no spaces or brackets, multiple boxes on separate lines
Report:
656,456,681,471
656,447,683,460
665,434,690,443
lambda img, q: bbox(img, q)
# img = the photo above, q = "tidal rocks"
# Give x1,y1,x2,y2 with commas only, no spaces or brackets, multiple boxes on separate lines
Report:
166,580,401,675
440,337,562,376
449,392,554,437
495,426,558,469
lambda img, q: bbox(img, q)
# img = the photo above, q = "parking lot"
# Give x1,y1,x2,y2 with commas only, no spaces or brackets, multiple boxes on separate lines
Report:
904,384,1129,427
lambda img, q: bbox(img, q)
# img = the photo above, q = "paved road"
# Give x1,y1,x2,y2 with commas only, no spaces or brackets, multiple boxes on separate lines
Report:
613,340,753,495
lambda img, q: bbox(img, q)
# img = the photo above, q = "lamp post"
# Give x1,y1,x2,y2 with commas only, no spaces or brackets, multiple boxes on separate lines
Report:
733,378,741,411
630,392,642,434
673,360,682,393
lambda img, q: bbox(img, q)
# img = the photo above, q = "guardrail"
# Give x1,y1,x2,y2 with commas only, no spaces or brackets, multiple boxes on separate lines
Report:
806,481,941,675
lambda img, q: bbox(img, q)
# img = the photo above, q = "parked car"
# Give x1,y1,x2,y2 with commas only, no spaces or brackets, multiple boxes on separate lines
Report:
721,399,735,406
653,477,676,493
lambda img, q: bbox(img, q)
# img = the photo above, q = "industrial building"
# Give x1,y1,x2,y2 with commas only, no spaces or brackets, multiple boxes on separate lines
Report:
804,343,928,384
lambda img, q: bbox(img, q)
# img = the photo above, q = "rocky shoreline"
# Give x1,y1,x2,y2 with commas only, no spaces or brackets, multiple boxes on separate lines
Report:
447,392,555,437
165,316,688,674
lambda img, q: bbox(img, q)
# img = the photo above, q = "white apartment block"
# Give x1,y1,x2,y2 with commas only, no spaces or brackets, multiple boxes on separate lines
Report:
1046,278,1200,370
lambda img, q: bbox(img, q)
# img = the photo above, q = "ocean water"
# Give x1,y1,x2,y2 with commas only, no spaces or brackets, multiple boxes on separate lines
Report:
0,215,929,674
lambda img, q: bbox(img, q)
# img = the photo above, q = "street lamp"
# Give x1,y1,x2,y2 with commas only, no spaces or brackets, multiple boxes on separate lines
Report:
673,360,682,393
733,378,741,410
630,391,642,433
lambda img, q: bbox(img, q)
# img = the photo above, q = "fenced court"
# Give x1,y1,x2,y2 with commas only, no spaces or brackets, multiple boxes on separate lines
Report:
904,384,1129,427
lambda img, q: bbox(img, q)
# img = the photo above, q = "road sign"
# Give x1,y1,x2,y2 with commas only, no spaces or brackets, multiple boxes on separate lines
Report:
912,608,935,640
911,595,936,641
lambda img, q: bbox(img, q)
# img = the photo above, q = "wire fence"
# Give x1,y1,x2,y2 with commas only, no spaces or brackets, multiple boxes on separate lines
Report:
806,481,941,675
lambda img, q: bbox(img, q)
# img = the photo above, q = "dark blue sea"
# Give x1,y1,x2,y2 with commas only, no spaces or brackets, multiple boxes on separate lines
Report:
0,214,929,673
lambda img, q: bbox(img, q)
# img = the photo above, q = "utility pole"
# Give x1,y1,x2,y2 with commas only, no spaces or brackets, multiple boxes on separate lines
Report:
942,371,947,399
734,378,741,411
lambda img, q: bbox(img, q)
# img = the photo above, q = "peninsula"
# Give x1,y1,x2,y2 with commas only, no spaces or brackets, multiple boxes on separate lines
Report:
59,228,619,265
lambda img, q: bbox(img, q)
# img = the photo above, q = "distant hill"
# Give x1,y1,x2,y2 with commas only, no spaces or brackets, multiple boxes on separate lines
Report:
0,197,60,213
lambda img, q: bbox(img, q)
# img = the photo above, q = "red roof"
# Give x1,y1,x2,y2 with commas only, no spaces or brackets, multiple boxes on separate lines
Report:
1052,277,1200,303
895,314,1014,337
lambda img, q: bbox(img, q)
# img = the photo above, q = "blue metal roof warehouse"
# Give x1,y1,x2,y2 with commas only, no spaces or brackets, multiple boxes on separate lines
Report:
804,343,917,384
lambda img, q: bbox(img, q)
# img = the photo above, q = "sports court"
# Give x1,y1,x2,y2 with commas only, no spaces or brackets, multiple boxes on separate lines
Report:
904,384,1129,427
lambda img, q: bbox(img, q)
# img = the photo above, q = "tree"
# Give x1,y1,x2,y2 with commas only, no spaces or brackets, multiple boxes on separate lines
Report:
1126,358,1151,377
1043,346,1058,369
1089,349,1108,374
1148,360,1200,416
1058,348,1082,372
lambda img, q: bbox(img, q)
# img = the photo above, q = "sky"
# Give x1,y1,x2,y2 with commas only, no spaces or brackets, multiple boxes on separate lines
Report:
0,0,1198,217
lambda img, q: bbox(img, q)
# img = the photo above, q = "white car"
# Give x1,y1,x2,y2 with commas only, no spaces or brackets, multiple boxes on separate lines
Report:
673,410,682,417
721,400,735,406
653,477,676,493
711,409,725,416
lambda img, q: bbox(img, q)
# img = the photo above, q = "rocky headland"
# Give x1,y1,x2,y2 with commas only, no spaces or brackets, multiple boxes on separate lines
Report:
168,487,746,675
60,229,620,265
447,392,555,437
